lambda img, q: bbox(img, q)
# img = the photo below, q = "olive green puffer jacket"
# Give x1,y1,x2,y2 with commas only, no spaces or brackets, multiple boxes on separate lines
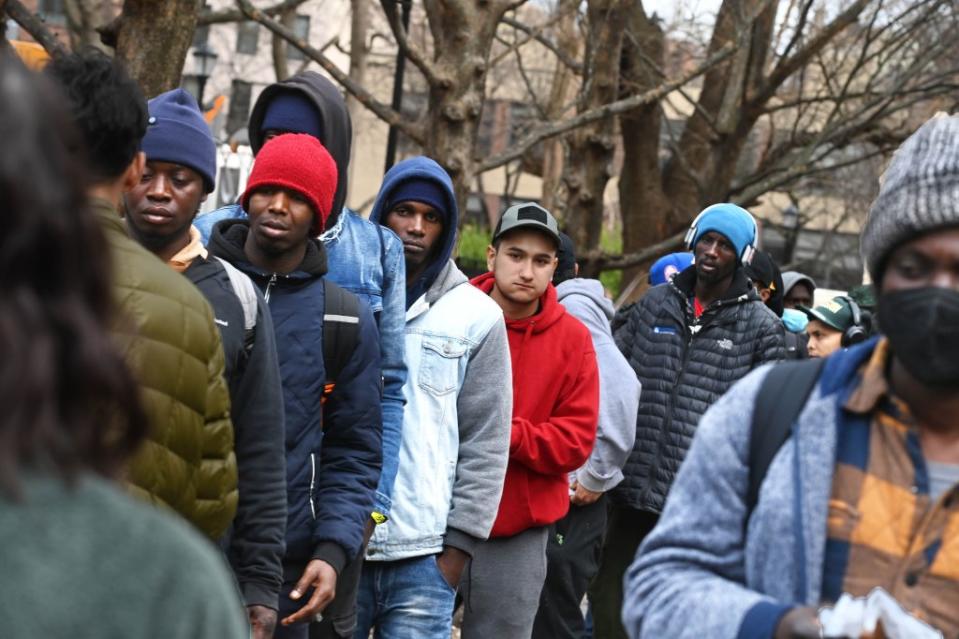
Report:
95,201,238,540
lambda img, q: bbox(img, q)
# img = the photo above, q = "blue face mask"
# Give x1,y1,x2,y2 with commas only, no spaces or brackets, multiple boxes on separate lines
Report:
782,308,808,333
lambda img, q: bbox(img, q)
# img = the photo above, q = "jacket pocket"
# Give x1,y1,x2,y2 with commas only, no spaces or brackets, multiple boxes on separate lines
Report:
418,338,466,396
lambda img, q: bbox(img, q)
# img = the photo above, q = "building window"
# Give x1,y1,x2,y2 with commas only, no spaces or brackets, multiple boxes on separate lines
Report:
287,15,311,61
193,24,210,48
236,21,259,55
38,0,66,25
226,80,253,136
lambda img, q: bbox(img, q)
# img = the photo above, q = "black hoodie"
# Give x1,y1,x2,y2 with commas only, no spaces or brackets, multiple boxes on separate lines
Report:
247,72,352,229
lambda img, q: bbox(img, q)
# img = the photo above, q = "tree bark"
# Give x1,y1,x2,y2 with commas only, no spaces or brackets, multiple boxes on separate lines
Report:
560,0,630,273
617,3,668,289
114,0,200,98
64,0,109,51
271,7,295,81
421,0,523,210
346,0,371,124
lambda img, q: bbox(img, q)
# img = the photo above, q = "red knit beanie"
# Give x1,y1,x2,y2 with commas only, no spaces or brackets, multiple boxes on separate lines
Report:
242,133,338,233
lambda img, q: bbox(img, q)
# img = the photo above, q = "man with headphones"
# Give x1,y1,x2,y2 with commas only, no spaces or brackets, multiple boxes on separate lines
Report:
801,296,870,358
591,203,786,637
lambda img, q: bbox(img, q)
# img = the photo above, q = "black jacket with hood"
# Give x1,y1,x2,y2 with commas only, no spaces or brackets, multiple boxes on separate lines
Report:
247,71,352,229
183,255,287,610
613,265,785,513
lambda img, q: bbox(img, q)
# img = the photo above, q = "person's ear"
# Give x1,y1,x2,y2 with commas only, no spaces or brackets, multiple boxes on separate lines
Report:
121,151,146,193
486,245,496,272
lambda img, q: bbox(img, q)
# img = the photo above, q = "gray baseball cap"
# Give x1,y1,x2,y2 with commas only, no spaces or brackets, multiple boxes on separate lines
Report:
492,202,561,247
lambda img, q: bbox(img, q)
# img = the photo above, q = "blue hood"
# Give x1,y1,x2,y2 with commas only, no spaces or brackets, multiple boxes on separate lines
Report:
369,157,458,308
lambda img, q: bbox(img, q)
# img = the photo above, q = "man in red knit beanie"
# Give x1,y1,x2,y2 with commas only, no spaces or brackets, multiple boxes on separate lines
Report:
464,203,599,638
208,134,384,639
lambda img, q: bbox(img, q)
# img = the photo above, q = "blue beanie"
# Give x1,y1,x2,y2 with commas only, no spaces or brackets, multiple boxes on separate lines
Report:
141,89,216,193
687,203,757,263
649,252,694,285
385,178,451,226
260,91,323,141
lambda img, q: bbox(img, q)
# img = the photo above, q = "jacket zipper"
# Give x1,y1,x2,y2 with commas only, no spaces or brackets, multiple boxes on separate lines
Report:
263,273,278,303
309,453,317,520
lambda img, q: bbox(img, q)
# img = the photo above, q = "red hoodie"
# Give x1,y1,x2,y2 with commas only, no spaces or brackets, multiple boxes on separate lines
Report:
472,272,599,537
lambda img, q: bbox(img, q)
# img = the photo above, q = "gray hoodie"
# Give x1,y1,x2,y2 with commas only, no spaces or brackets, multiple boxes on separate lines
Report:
556,279,640,492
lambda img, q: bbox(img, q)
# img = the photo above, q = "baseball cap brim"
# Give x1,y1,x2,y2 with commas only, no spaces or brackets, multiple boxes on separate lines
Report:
799,305,844,332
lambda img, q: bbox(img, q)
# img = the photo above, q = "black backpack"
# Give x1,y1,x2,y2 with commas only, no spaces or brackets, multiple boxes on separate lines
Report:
746,358,826,518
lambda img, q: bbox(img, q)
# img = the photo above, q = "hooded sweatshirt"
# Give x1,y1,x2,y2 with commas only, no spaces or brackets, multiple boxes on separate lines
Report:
368,156,459,308
556,278,640,493
471,273,600,537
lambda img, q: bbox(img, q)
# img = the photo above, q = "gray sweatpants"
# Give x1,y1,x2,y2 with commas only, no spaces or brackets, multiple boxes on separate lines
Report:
460,526,549,639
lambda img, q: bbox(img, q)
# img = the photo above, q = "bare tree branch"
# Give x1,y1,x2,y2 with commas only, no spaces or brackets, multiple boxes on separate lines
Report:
477,40,737,173
235,0,426,144
6,0,68,58
379,0,441,86
199,0,308,25
580,230,686,271
497,15,582,73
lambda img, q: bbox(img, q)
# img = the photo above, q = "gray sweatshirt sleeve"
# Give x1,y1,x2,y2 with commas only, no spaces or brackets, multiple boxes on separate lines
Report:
444,318,512,556
576,340,640,493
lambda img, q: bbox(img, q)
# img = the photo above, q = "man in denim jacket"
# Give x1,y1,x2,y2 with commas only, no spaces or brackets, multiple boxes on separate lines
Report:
194,72,406,639
356,156,512,638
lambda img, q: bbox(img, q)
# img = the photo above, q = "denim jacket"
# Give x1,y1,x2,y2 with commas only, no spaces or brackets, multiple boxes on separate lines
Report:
196,205,407,516
366,261,511,562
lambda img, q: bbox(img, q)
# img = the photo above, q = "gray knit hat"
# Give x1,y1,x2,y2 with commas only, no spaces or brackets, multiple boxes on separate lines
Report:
862,113,959,281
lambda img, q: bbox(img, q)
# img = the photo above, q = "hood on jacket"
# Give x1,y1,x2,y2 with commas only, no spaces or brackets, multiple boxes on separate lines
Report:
208,219,328,278
556,278,614,335
471,271,566,335
369,156,458,308
247,72,352,229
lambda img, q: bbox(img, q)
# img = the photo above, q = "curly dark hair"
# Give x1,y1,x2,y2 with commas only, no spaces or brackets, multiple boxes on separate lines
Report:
0,57,147,498
44,49,148,182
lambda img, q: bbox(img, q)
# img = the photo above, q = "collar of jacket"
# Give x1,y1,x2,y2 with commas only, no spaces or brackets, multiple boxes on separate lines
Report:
208,218,328,279
91,197,124,229
670,264,759,310
470,270,566,335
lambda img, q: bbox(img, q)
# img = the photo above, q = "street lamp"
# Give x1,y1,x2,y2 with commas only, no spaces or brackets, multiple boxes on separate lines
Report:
193,42,218,109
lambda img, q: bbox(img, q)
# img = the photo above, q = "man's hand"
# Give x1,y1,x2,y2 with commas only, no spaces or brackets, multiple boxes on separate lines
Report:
774,607,822,639
435,546,469,590
248,605,277,639
280,559,337,627
570,480,603,506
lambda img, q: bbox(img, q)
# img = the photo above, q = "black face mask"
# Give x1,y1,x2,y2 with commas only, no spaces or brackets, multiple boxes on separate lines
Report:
879,287,959,387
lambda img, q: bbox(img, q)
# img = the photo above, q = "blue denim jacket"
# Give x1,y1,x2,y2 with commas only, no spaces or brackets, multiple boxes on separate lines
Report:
196,205,407,516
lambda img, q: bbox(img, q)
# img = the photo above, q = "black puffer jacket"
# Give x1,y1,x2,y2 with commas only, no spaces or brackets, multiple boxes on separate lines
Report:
613,266,785,512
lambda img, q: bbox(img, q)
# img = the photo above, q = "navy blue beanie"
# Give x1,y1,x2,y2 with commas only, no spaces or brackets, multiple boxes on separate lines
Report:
260,91,323,141
687,203,757,263
386,178,451,226
142,89,216,193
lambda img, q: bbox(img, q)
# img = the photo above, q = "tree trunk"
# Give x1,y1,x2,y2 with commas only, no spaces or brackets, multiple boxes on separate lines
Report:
114,0,200,98
422,0,518,212
561,0,630,273
64,0,109,51
539,0,581,212
271,7,295,81
346,0,371,123
617,3,668,291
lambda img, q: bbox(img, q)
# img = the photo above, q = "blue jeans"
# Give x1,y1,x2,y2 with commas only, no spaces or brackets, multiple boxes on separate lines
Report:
355,555,456,639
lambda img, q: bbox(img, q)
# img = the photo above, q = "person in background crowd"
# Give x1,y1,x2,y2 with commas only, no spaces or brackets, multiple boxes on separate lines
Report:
208,134,383,639
802,296,870,359
464,204,600,638
648,252,695,286
745,250,807,359
124,88,287,639
782,271,817,309
532,233,640,639
593,203,785,638
46,51,238,541
196,72,407,639
356,156,512,638
0,54,248,639
623,112,959,639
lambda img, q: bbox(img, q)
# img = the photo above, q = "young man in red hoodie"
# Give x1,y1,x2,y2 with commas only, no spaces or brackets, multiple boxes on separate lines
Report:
466,203,599,638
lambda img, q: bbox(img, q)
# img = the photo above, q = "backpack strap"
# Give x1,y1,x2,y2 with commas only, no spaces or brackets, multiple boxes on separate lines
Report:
746,358,826,517
214,257,258,356
322,279,361,398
